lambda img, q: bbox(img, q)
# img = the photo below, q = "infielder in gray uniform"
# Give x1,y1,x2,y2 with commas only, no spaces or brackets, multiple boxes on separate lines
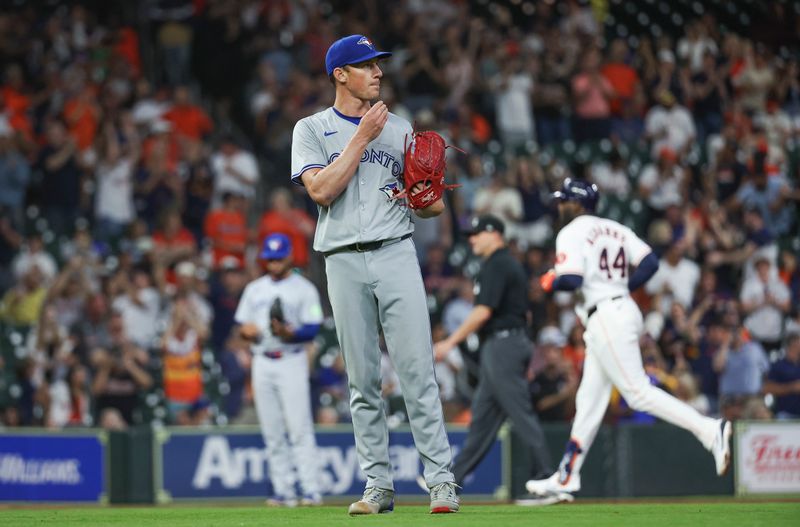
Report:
291,34,459,515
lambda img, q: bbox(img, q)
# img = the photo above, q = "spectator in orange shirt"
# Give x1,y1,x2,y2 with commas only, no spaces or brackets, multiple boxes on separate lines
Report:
256,187,315,269
602,39,640,118
163,85,213,142
204,192,248,271
63,85,101,152
153,210,198,285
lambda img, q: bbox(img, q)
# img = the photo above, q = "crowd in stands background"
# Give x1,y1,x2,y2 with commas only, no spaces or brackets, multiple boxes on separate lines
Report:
0,0,799,430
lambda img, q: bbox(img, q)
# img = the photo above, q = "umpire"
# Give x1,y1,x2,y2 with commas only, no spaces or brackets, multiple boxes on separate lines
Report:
433,215,553,490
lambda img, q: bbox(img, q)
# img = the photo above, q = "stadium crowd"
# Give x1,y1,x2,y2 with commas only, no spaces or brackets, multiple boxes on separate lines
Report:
0,0,799,432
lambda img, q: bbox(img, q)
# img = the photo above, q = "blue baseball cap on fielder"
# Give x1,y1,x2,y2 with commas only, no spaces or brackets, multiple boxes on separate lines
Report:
325,35,392,76
260,233,292,260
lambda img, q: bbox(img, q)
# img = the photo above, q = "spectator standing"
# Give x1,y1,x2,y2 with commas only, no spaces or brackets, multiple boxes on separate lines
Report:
571,48,614,143
740,257,791,353
763,333,800,419
203,192,248,271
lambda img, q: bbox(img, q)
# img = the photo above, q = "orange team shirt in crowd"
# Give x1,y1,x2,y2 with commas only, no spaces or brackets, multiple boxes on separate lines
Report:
204,208,247,269
142,135,181,174
114,27,141,76
64,94,100,151
601,63,639,116
572,74,613,119
257,211,313,268
1,86,34,141
163,337,203,404
153,227,197,283
163,105,213,140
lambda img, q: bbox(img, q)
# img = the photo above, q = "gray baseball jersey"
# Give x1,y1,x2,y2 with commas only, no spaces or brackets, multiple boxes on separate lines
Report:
291,107,413,252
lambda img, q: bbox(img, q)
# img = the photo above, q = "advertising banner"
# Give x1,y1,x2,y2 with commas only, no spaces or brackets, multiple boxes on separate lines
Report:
154,426,505,502
735,420,800,495
0,431,108,502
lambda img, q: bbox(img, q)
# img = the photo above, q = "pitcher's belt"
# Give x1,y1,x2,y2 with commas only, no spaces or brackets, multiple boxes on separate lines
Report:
323,233,412,256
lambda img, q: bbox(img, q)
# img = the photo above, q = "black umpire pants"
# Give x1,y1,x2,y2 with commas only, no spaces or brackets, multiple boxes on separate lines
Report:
452,331,553,485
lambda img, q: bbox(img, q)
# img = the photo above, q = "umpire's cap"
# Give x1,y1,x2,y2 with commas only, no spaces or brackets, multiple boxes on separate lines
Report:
551,178,599,212
464,215,505,236
260,233,292,260
326,35,392,76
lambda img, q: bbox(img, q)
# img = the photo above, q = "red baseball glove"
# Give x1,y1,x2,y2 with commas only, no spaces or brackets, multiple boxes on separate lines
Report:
401,130,461,209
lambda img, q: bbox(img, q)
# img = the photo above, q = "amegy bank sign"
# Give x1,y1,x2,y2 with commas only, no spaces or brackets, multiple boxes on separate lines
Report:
736,421,800,495
154,427,503,501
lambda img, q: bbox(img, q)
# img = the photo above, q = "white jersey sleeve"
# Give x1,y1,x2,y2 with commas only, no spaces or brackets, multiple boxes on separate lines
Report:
554,221,586,277
291,118,328,185
298,280,324,326
234,283,255,325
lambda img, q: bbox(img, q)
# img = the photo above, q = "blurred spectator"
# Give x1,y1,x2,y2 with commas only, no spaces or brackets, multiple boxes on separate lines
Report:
644,90,696,158
602,39,640,121
152,209,198,284
638,148,687,214
740,256,791,352
209,256,246,353
218,332,250,421
163,85,213,142
571,47,614,143
90,318,152,428
256,188,315,269
12,234,57,283
728,153,794,237
93,121,140,244
203,192,248,271
46,364,92,428
529,326,576,422
646,239,701,315
677,21,718,74
111,266,161,350
686,51,727,145
36,120,82,236
763,333,800,419
0,121,30,226
210,135,259,206
733,43,775,114
490,54,535,152
71,292,112,362
717,325,769,421
589,148,630,199
162,296,207,422
0,266,47,327
167,261,212,327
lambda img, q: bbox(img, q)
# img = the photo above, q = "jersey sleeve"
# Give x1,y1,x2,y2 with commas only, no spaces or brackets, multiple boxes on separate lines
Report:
291,118,327,186
299,282,324,325
623,225,653,266
234,285,253,325
554,225,585,276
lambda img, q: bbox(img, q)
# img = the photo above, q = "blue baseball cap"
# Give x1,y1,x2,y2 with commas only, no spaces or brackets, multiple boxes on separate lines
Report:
325,35,392,76
260,233,292,260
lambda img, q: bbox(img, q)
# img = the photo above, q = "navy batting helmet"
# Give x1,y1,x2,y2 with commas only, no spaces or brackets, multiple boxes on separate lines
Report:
551,178,599,212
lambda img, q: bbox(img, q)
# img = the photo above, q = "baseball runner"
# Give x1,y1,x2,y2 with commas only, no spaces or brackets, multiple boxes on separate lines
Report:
291,34,459,515
526,179,732,499
235,233,324,507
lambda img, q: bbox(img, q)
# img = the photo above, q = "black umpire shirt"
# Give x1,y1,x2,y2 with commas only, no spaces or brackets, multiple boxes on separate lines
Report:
474,247,528,338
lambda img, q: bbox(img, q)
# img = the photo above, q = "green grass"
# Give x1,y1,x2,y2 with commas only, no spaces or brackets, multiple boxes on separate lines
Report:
2,502,799,527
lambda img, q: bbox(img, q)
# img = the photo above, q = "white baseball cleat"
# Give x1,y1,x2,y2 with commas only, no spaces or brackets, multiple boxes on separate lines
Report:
712,419,733,476
526,471,581,496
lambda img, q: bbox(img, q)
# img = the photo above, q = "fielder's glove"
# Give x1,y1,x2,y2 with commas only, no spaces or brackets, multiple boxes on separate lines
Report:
400,130,461,209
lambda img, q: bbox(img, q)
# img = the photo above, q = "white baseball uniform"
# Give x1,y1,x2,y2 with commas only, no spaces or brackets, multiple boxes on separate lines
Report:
234,271,324,501
554,214,720,477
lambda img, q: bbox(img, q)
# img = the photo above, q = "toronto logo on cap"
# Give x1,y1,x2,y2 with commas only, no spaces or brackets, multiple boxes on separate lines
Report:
268,239,283,251
357,36,374,49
